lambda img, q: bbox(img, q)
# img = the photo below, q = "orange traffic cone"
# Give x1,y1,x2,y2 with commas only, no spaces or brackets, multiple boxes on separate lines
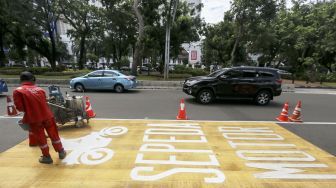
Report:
85,96,96,118
176,98,188,120
289,101,303,123
276,102,289,122
6,95,19,116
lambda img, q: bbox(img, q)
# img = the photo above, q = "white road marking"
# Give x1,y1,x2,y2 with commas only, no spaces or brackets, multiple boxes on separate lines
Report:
0,116,22,119
92,118,336,125
1,116,336,125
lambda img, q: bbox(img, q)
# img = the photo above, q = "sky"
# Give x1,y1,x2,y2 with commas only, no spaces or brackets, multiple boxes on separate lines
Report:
201,0,294,24
202,0,231,24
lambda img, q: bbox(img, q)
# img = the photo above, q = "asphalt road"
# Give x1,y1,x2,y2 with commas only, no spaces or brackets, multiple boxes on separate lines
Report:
1,87,336,156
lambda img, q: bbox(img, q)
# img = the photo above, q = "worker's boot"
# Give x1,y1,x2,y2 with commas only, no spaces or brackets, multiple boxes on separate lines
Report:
39,155,53,164
58,149,67,159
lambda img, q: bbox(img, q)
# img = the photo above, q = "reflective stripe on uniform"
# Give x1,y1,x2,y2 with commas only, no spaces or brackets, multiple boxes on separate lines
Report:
40,144,48,149
52,140,61,144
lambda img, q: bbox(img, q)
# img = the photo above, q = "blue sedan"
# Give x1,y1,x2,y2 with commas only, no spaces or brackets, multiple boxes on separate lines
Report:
70,70,137,93
0,79,8,95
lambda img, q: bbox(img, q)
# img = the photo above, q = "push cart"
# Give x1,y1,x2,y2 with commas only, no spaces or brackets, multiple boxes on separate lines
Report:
47,85,90,127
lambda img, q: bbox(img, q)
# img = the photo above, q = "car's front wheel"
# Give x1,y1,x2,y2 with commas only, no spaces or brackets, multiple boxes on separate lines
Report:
255,90,272,105
197,89,214,104
114,84,124,93
74,83,85,92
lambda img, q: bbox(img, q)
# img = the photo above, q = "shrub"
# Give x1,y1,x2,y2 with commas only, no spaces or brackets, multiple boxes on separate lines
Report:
27,67,52,75
189,69,208,76
326,73,336,82
173,65,208,76
0,67,24,75
54,65,66,72
43,70,90,77
169,73,192,79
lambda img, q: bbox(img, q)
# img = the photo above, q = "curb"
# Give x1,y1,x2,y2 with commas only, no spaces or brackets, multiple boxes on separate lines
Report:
5,78,333,92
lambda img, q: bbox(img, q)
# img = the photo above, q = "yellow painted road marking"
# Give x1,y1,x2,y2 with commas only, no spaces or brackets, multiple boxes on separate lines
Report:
0,120,335,187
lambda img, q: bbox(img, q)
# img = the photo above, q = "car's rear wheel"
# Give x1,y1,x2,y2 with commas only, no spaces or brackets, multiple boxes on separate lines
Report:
74,83,85,92
114,84,124,93
255,90,272,105
197,89,214,104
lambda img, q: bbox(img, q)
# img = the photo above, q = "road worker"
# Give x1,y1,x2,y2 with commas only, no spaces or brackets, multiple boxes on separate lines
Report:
13,71,66,164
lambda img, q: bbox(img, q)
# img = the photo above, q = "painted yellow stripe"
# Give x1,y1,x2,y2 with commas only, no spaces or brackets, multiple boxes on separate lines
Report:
0,120,335,188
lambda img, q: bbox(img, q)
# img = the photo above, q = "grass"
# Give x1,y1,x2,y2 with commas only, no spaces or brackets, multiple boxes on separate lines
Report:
283,79,336,88
0,73,186,81
137,75,185,81
0,74,77,79
322,82,336,87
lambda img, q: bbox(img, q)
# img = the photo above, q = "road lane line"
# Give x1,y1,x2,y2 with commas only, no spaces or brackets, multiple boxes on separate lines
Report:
93,118,336,125
1,116,336,125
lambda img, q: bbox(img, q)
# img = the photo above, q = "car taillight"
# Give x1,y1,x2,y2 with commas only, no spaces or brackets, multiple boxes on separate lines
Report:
276,79,282,84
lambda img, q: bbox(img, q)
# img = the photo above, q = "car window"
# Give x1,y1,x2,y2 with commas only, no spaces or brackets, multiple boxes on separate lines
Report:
259,72,274,78
104,71,119,77
242,70,257,78
87,71,103,77
224,70,242,78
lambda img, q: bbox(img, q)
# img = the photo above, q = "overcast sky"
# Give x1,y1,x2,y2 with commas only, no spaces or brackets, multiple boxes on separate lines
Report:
201,0,293,24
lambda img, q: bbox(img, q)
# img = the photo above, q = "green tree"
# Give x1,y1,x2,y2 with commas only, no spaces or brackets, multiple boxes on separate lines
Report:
202,17,236,67
58,0,103,69
141,0,203,75
1,0,68,69
131,0,145,75
101,0,136,70
33,0,60,69
227,0,281,65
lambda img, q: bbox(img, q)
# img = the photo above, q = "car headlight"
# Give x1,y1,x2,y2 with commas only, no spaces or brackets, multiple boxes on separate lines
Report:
186,80,200,86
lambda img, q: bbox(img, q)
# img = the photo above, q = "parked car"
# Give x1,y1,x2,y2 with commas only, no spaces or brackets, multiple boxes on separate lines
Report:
0,79,8,95
183,66,283,105
70,70,137,93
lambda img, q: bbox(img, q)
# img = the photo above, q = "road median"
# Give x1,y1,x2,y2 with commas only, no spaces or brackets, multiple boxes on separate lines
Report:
3,78,296,91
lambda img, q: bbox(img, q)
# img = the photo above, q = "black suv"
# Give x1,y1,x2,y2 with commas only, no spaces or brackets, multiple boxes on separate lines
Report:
183,66,282,105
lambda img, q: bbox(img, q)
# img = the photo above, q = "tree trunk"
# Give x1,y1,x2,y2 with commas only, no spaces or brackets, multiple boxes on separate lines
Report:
229,25,242,66
132,0,145,76
78,35,86,70
0,28,6,67
291,73,295,84
48,28,57,70
160,52,165,75
230,38,239,66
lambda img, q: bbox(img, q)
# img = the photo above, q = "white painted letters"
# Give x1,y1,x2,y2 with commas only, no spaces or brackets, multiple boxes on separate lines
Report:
236,150,316,161
130,167,225,183
131,123,225,184
246,163,336,179
135,153,220,166
140,143,212,153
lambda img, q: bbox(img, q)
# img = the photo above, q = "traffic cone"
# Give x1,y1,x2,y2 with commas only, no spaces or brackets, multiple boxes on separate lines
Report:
276,102,289,122
176,98,188,120
289,101,303,123
85,96,96,118
6,95,19,116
